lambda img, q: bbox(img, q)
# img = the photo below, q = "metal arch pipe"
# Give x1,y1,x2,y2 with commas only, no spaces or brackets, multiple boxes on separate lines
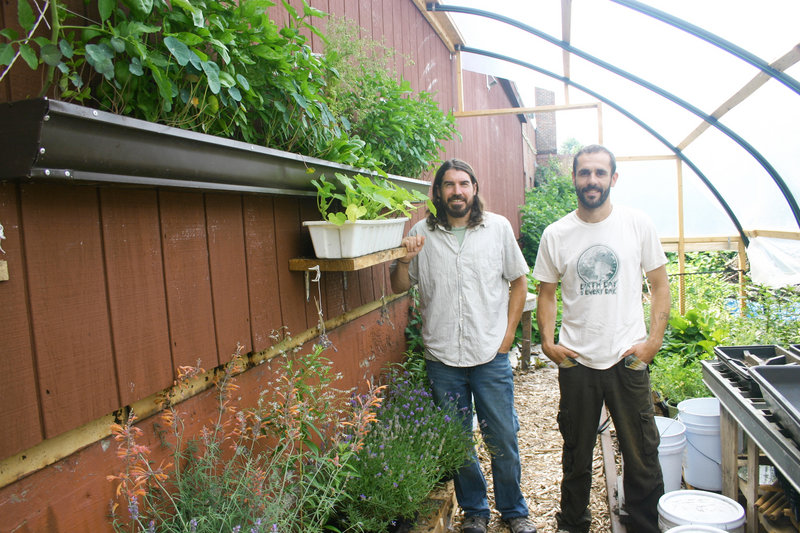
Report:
611,0,800,97
427,3,800,230
455,44,750,247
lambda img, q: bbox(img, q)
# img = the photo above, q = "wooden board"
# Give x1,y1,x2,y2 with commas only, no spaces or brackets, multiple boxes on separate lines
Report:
21,183,117,438
159,190,218,369
100,188,173,405
289,247,408,271
206,193,252,359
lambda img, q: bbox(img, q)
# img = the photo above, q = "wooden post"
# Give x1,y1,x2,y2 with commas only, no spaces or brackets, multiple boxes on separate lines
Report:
455,50,464,114
720,407,739,500
677,158,686,315
597,102,603,145
738,239,747,316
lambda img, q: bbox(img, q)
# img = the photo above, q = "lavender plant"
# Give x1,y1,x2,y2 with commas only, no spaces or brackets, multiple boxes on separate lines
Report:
341,371,474,532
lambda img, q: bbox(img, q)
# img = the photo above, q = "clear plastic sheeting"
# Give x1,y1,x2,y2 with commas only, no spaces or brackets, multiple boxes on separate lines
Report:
746,237,800,288
436,0,800,244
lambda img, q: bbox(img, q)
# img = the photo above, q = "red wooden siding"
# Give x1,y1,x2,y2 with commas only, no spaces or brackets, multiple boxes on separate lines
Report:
100,188,173,406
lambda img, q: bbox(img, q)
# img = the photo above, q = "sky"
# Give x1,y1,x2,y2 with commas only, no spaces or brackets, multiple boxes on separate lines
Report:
440,0,800,239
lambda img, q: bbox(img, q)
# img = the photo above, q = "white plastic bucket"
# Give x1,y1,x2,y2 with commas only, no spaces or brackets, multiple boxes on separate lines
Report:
658,490,745,532
655,416,687,493
677,398,721,491
665,525,728,533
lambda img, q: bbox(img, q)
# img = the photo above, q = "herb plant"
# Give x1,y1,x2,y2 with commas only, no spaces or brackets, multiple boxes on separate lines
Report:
341,370,474,532
311,172,435,226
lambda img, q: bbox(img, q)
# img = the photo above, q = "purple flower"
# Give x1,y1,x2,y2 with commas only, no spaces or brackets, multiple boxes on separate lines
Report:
190,518,198,532
128,495,139,521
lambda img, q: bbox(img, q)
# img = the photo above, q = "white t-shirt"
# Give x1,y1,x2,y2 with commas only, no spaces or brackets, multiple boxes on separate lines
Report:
532,206,667,370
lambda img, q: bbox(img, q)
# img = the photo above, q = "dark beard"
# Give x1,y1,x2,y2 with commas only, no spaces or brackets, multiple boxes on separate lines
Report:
577,185,610,209
444,196,472,219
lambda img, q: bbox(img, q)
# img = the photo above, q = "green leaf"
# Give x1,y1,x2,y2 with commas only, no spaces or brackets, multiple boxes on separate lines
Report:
201,60,220,94
235,73,250,91
58,39,73,59
173,32,204,46
110,37,126,53
56,62,68,73
172,0,204,27
129,56,144,76
17,0,35,33
18,43,38,69
149,63,174,99
85,43,115,79
302,0,326,18
227,86,241,101
0,28,19,41
127,22,161,35
164,35,192,66
39,43,62,66
239,0,275,19
122,0,153,16
0,43,14,66
208,38,229,64
218,70,235,88
98,0,114,22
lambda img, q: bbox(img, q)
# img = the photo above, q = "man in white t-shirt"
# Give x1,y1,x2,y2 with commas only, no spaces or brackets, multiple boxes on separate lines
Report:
532,145,670,533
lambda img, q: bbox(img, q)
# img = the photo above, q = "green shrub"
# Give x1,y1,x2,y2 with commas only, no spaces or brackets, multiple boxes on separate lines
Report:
519,168,576,268
650,306,725,403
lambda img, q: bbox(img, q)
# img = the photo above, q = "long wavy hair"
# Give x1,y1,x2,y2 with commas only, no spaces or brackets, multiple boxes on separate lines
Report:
426,159,485,230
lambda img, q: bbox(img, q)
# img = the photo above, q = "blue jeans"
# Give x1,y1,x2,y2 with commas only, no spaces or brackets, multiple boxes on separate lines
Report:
425,353,529,520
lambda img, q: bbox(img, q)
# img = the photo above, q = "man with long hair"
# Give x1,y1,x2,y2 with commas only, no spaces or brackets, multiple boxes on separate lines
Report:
391,159,536,533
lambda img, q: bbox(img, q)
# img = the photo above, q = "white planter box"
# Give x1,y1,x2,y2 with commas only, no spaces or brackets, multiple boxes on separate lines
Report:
303,218,409,259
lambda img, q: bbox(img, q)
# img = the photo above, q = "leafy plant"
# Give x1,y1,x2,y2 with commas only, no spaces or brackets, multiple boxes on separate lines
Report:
519,165,576,267
311,172,435,225
107,342,384,533
322,16,459,178
341,370,474,532
650,306,724,403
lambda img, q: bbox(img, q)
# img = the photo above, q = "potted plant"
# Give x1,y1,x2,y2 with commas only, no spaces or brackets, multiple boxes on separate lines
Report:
305,172,435,259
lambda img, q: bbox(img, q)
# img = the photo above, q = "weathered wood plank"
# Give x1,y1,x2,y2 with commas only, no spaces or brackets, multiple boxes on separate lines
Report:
0,183,42,458
159,190,217,369
22,183,117,438
206,193,252,359
100,188,173,405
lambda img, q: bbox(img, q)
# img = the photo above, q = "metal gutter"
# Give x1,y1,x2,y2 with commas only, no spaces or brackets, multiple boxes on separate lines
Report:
0,98,431,196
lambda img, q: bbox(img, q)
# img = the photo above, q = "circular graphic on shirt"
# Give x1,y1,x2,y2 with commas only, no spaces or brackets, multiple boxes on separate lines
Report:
577,245,618,284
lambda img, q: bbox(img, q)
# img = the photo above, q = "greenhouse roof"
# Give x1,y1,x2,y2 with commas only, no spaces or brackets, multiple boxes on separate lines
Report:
421,0,800,252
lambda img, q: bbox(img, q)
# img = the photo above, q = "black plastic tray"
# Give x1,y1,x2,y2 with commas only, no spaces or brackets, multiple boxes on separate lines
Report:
750,365,800,447
714,345,790,396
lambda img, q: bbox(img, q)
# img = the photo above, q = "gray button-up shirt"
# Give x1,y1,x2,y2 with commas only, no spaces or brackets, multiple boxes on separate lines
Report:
406,212,529,367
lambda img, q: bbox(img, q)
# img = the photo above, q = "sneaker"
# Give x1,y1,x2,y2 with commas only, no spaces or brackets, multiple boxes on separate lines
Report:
462,515,489,533
506,516,537,533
